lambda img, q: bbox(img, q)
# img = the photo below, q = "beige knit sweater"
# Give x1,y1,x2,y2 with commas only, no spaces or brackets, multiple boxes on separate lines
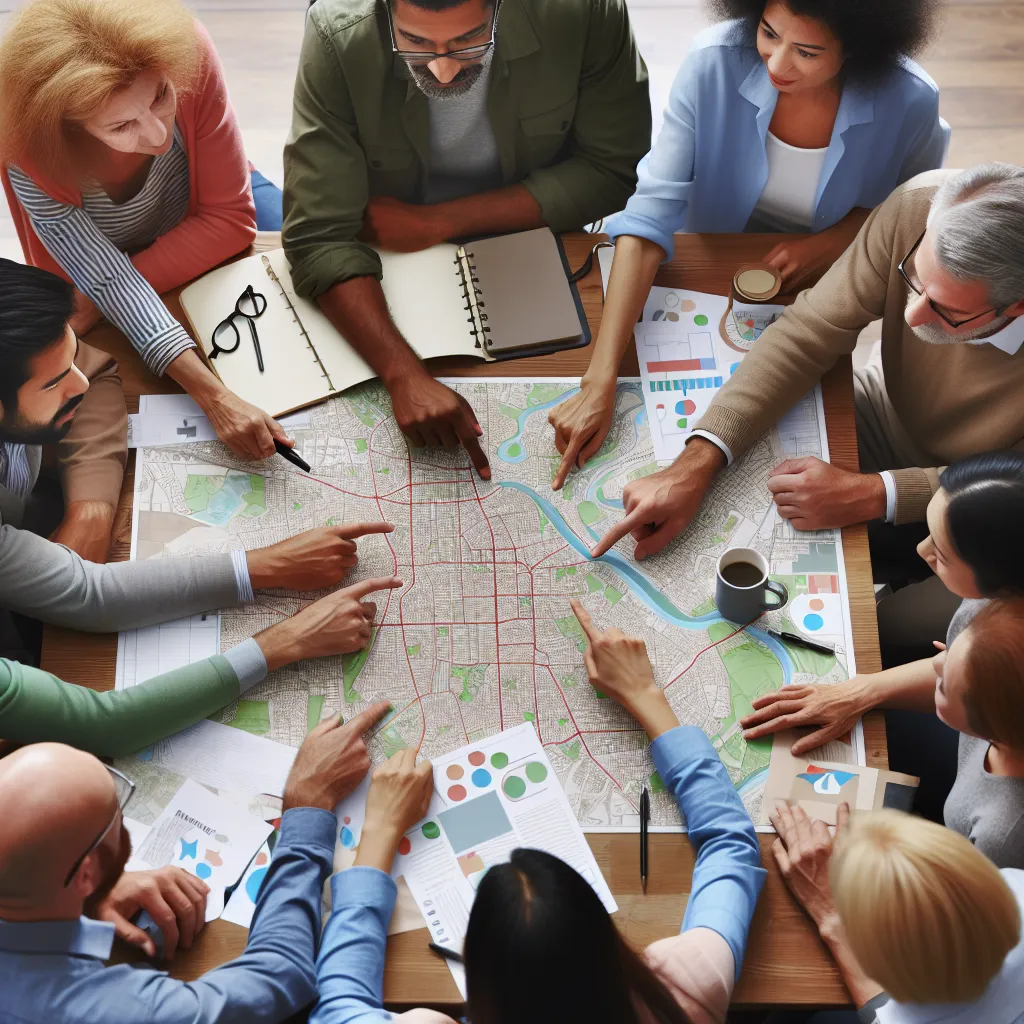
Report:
695,169,1024,525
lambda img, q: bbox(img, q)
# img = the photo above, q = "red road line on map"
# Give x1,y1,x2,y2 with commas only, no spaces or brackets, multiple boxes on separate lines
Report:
662,621,750,693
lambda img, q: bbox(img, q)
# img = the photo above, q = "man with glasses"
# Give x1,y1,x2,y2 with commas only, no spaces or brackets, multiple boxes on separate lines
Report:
284,0,650,475
0,709,389,1022
587,164,1024,567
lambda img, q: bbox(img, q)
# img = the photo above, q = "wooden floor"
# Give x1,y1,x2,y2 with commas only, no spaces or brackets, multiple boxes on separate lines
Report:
0,0,1022,262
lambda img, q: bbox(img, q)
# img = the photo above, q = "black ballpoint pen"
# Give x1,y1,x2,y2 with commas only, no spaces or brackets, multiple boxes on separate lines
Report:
640,784,650,894
763,627,834,657
274,439,311,473
429,942,465,964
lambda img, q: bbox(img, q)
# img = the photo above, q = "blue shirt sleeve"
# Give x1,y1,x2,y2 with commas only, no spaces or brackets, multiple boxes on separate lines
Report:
604,55,699,259
122,807,337,1023
310,866,398,1024
650,726,766,980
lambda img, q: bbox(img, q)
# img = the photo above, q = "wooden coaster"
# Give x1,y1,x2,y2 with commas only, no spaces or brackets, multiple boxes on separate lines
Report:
733,263,782,302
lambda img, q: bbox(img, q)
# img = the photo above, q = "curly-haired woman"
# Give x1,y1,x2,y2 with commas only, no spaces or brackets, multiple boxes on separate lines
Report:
550,0,948,488
0,0,291,461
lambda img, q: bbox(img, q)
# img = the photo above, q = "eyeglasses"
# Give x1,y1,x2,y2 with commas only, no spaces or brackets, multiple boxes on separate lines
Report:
898,231,1011,329
384,0,500,66
210,285,268,372
64,765,136,887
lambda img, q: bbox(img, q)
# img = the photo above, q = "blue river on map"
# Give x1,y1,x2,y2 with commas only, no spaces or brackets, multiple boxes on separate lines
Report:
493,388,795,684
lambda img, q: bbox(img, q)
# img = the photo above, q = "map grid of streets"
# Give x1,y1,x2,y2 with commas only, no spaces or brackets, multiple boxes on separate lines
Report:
129,378,861,830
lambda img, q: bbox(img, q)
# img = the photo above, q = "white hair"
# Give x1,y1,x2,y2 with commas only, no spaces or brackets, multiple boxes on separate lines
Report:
927,163,1024,309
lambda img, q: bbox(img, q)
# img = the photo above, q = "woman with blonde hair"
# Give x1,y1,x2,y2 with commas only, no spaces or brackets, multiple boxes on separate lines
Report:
772,803,1024,1023
0,0,291,461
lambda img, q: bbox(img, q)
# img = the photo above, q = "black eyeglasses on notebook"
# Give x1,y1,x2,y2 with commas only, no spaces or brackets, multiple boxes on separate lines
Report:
210,285,268,372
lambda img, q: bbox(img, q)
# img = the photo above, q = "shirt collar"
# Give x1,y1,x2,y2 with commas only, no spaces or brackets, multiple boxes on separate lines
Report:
0,917,115,960
970,315,1024,355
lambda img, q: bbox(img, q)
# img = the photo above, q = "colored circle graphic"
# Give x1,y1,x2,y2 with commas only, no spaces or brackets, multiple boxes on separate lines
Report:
679,299,696,312
422,822,441,840
195,862,212,880
525,762,548,783
503,774,527,799
245,867,268,903
803,613,825,631
490,752,509,769
447,784,467,802
342,816,351,825
471,768,492,788
674,399,696,415
397,836,412,857
809,598,825,611
446,764,464,780
340,826,356,849
693,314,709,326
468,751,486,767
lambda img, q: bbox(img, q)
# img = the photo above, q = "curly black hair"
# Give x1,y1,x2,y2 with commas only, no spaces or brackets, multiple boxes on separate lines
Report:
705,0,941,82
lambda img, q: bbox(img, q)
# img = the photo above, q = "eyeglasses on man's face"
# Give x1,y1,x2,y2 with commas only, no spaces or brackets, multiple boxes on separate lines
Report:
384,0,500,66
64,765,135,888
898,230,1011,330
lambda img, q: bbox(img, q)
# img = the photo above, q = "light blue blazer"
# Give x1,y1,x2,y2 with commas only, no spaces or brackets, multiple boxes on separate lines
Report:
607,21,950,258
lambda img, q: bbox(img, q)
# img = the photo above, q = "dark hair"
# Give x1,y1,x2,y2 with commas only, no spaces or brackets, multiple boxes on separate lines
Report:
0,259,75,409
464,849,691,1024
939,451,1024,597
395,0,490,11
705,0,940,82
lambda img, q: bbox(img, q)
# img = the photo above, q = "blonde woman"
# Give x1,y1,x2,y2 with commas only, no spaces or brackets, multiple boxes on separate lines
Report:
772,805,1024,1023
0,0,290,461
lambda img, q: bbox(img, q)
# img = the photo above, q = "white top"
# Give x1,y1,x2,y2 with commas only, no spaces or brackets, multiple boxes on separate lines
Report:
751,131,828,233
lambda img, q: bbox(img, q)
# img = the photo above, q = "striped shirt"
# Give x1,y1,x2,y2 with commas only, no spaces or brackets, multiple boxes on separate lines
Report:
7,127,196,377
0,444,33,499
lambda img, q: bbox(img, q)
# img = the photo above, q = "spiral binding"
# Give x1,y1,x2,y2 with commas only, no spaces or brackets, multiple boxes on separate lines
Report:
454,246,490,349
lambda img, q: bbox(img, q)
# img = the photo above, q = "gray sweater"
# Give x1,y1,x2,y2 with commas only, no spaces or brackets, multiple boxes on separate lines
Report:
943,599,1024,869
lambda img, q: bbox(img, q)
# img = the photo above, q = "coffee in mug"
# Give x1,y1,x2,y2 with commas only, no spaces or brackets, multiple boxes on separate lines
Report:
715,547,788,624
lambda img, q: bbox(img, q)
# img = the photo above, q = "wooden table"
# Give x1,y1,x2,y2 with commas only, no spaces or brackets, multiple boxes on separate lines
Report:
41,232,884,1011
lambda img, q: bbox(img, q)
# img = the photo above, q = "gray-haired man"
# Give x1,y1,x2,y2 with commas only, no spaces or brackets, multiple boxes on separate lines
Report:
588,164,1024,565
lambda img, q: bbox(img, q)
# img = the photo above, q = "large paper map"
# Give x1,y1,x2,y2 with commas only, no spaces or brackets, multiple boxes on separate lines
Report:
127,378,859,829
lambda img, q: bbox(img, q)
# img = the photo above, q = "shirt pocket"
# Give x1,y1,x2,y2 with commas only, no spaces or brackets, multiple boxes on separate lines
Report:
364,142,419,199
517,94,578,170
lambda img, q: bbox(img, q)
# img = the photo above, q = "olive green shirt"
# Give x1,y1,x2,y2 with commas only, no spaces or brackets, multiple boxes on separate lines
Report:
283,0,651,299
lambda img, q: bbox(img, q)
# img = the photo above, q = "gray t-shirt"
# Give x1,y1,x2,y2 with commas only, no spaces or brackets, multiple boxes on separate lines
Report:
424,55,502,204
943,598,1024,869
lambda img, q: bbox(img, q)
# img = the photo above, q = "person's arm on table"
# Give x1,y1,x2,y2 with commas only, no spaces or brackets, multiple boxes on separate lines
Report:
106,707,392,1024
741,659,939,755
48,340,127,562
763,207,872,291
0,521,389,632
311,749,444,1024
570,600,765,979
770,803,884,1009
0,574,401,755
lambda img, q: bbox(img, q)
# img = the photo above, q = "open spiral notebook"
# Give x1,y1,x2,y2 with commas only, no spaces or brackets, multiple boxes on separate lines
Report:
179,227,589,417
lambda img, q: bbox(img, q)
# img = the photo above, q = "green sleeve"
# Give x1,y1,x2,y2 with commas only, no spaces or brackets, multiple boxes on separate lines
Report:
521,0,651,230
283,10,383,299
0,656,241,757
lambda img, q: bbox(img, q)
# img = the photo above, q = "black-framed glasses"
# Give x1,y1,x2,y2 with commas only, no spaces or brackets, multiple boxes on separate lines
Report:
211,285,268,372
898,231,1011,329
384,0,500,66
64,765,135,887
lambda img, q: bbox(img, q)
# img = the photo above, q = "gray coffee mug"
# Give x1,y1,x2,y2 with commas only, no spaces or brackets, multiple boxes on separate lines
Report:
715,547,788,623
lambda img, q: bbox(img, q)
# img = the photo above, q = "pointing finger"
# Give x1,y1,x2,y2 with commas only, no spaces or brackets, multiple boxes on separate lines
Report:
552,433,585,491
343,576,404,600
569,598,600,643
456,423,491,481
343,701,393,736
334,522,396,539
590,506,646,558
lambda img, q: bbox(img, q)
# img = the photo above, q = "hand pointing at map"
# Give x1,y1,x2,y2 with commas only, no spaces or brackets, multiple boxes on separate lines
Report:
254,576,403,672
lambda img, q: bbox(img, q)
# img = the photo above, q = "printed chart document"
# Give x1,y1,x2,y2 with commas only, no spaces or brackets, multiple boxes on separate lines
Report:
222,834,277,928
598,247,786,463
334,725,616,996
131,779,274,920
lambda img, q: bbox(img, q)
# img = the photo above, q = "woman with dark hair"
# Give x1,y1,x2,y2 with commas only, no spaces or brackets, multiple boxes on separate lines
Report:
549,0,947,489
310,600,766,1024
741,450,1024,865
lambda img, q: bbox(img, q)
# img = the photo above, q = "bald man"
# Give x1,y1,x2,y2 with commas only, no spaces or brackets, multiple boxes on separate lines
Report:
0,705,390,1024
